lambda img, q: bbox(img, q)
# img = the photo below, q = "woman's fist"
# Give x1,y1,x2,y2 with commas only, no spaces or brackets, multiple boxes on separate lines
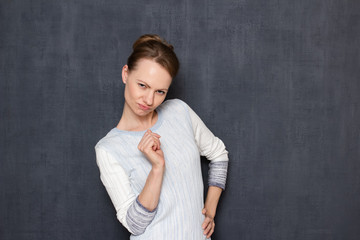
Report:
138,130,165,168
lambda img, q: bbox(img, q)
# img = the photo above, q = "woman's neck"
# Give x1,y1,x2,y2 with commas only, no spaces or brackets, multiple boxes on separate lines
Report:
116,103,158,132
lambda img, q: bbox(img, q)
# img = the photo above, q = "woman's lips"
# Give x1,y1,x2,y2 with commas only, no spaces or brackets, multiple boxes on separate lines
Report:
138,103,150,111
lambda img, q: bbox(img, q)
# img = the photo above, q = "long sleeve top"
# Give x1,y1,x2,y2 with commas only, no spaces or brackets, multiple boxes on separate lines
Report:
95,99,229,240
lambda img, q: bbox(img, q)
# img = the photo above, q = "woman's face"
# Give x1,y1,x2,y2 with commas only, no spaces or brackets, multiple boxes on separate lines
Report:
122,58,172,117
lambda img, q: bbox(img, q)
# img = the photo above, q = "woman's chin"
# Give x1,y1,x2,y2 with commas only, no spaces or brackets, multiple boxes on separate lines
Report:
136,108,152,116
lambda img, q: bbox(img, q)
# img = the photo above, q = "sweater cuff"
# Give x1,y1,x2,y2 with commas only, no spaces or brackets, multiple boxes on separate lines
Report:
208,161,228,190
126,197,157,235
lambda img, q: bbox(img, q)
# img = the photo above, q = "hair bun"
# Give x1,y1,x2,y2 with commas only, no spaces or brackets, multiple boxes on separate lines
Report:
127,34,179,78
132,34,174,51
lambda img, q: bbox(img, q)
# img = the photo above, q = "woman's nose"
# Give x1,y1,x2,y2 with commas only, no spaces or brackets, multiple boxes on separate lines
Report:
144,91,154,106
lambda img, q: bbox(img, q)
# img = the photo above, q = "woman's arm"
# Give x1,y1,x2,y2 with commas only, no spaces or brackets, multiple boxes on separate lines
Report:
95,147,139,233
202,161,229,238
202,186,223,238
95,130,165,236
136,129,165,211
185,102,229,238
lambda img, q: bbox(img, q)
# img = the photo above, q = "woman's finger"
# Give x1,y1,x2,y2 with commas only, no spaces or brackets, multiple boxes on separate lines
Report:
203,218,212,235
146,129,161,138
142,136,158,152
144,131,161,143
146,134,162,152
149,133,161,148
206,222,215,239
152,136,161,150
139,131,159,147
202,216,211,230
151,132,161,138
138,131,151,149
146,135,161,151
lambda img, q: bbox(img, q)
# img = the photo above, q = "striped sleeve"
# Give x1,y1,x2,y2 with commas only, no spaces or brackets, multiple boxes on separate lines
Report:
185,103,229,190
126,197,157,235
208,161,229,190
95,147,156,235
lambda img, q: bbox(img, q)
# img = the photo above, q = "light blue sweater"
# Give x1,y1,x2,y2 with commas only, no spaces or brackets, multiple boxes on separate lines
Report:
95,99,229,239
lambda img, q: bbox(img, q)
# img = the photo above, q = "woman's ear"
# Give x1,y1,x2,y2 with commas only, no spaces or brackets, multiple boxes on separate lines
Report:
122,65,129,84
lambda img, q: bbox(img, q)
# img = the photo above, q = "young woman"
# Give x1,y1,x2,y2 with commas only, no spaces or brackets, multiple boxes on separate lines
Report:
95,34,229,239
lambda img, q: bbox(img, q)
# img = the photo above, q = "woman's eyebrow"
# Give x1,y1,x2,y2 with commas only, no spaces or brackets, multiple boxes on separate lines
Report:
136,79,168,91
136,79,150,87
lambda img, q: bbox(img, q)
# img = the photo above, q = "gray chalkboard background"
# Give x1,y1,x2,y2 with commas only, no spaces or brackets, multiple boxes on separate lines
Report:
1,0,359,239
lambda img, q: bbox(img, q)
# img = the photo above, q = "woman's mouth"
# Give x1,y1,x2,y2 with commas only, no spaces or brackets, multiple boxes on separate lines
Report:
138,104,150,111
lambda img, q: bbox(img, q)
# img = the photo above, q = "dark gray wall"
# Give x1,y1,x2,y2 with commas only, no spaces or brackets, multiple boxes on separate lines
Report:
1,0,359,239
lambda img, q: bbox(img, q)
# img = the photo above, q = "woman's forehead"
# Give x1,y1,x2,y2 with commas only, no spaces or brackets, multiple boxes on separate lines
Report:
131,59,172,88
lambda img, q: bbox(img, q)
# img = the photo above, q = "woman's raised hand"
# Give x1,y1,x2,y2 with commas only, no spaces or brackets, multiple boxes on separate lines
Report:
137,130,165,212
138,129,165,168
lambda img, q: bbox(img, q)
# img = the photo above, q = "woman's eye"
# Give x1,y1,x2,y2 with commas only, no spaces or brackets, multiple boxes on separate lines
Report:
138,83,146,88
156,90,165,95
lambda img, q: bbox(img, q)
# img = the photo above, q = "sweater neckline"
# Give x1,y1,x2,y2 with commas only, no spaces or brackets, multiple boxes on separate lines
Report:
111,108,163,136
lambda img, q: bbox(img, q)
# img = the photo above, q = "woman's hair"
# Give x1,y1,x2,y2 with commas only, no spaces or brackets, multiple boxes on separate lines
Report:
127,34,179,78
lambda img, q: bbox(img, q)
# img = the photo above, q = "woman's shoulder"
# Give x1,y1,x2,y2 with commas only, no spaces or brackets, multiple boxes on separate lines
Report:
94,128,127,152
160,98,190,113
158,98,193,126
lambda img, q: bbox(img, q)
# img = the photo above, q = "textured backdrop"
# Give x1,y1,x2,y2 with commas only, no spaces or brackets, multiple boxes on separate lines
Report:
1,0,360,239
